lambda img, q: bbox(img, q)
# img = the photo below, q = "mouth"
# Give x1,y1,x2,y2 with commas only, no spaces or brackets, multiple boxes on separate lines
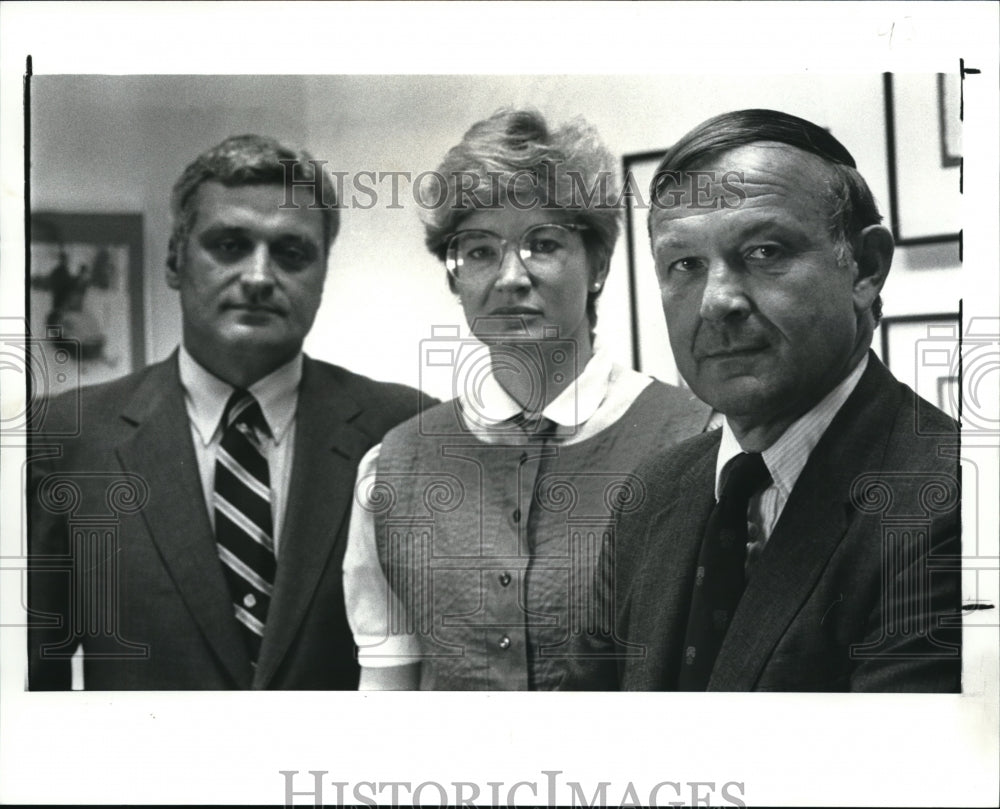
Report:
225,303,283,316
698,344,769,360
490,306,542,317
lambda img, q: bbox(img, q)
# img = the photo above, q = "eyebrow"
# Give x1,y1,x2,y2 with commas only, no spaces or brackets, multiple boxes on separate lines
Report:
654,216,806,250
199,224,319,242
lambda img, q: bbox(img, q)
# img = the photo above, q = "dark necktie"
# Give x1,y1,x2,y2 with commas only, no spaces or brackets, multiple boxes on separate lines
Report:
677,451,772,690
510,411,558,442
214,390,276,667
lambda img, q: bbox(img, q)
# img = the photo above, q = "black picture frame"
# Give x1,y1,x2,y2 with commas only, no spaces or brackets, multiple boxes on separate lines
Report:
875,312,961,419
28,212,145,392
883,72,962,246
622,149,689,385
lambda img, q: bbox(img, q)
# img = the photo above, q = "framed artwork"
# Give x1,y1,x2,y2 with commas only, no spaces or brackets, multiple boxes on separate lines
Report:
874,312,961,418
622,149,685,386
29,212,145,394
883,72,962,245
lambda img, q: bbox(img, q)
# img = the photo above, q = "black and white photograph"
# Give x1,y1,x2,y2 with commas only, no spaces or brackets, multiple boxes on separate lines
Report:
1,2,997,806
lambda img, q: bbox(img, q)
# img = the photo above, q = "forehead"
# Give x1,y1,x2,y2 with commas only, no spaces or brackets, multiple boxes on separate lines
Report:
190,181,326,240
458,206,575,234
650,142,837,242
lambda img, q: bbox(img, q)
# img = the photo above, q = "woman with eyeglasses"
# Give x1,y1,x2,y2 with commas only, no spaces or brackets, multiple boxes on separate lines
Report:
343,109,712,690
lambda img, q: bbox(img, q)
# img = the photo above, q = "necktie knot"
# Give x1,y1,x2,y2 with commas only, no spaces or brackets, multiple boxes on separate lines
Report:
719,452,771,504
223,390,269,438
519,412,558,442
499,410,557,441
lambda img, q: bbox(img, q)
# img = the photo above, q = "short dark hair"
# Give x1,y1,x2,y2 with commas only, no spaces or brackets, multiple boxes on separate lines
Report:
167,134,339,273
650,109,884,321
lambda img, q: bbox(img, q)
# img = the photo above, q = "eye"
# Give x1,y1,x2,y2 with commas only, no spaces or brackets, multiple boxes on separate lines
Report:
465,244,499,262
272,238,319,269
526,237,564,256
206,233,252,260
668,257,706,274
745,244,782,262
452,232,499,265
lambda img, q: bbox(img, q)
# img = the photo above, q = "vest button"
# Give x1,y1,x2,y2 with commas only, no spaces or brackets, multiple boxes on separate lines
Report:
499,572,511,587
243,593,257,609
511,508,521,523
498,635,511,650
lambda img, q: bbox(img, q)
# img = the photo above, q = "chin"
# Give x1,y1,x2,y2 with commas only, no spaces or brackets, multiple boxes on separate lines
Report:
474,323,548,345
224,328,293,352
692,376,766,413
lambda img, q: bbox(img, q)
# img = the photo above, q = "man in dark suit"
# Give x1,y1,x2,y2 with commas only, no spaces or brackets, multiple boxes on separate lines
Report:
28,134,432,689
574,110,961,692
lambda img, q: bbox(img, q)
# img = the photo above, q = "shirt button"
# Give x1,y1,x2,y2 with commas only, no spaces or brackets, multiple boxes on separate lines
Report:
243,593,257,609
499,572,511,587
511,508,521,523
498,635,511,650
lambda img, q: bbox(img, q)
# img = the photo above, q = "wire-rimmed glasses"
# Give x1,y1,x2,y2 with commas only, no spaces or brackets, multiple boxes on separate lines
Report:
444,223,588,280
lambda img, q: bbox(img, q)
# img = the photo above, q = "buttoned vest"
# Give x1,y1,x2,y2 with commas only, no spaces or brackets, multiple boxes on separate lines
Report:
373,382,706,689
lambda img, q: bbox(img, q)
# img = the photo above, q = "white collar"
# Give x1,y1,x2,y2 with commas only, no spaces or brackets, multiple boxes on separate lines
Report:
178,346,302,447
715,354,869,499
459,347,614,431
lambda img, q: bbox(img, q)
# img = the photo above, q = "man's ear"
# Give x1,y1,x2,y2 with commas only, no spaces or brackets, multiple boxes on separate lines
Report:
851,224,894,313
166,237,182,290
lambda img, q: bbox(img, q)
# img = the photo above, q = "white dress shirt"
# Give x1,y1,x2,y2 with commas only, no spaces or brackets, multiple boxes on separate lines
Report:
344,347,655,666
715,354,869,554
177,346,301,555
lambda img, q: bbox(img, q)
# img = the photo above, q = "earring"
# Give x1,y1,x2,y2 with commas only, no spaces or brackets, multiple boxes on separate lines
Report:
591,282,603,291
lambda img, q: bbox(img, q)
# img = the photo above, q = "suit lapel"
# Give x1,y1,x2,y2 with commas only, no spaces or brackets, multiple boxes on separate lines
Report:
115,354,252,687
253,358,373,687
627,437,718,689
709,355,902,690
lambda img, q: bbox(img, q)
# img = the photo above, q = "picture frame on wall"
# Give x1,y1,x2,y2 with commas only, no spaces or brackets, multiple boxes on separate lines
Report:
883,72,963,246
29,212,145,396
874,312,961,419
622,149,684,386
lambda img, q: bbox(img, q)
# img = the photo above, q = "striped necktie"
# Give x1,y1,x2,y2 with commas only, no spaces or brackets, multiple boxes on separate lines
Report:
214,390,276,667
677,451,771,690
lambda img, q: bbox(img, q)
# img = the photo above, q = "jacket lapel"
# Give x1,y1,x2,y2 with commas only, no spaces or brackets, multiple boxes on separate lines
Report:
708,355,902,690
253,358,373,687
115,354,252,687
626,436,718,689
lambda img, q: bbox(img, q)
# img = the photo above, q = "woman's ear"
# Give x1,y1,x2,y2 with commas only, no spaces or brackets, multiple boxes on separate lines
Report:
851,224,894,314
589,250,610,292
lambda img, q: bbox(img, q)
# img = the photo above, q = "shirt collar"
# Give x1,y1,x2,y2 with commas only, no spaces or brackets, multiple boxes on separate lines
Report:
178,346,302,447
715,354,869,499
459,346,614,432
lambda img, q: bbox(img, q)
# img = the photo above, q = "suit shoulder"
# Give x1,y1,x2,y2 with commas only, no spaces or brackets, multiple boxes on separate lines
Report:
884,379,959,473
643,377,710,414
381,398,458,440
304,358,436,423
31,360,170,435
632,427,720,485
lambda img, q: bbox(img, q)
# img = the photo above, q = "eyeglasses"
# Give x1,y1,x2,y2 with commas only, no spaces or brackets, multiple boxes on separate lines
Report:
444,223,588,280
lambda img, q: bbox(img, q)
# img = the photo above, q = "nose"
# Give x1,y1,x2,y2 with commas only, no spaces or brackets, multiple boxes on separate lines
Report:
240,244,276,302
493,242,531,292
699,261,751,322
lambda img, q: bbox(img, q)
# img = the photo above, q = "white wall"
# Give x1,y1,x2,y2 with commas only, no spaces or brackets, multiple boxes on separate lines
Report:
31,74,962,398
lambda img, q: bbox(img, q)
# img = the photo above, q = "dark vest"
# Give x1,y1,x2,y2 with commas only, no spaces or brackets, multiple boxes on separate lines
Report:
373,380,709,690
